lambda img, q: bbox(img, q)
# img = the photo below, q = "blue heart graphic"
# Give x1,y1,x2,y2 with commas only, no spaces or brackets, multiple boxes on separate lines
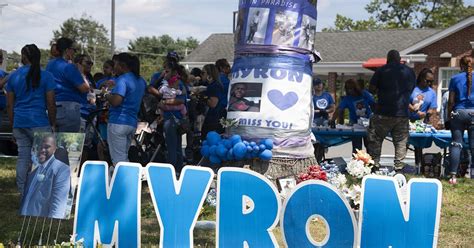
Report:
267,90,299,111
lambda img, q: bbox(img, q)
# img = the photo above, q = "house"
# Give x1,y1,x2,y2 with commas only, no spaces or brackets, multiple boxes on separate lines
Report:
183,16,474,110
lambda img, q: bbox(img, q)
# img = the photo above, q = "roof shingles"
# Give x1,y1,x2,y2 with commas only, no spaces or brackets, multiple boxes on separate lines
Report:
183,29,440,63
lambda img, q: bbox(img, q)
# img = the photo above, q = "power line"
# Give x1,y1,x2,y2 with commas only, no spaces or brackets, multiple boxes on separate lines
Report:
6,2,62,23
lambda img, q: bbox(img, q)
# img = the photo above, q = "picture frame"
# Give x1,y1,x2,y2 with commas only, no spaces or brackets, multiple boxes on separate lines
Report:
277,176,297,195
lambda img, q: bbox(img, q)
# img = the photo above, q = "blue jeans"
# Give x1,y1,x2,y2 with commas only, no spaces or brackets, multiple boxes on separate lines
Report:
163,116,183,172
56,101,81,132
13,126,51,195
449,109,474,175
107,123,135,165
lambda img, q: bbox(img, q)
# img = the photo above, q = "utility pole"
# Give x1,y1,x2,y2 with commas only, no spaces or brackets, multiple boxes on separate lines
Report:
111,0,115,56
0,3,7,16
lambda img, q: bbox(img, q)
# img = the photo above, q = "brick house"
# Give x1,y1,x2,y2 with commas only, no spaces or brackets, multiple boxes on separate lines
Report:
183,16,474,120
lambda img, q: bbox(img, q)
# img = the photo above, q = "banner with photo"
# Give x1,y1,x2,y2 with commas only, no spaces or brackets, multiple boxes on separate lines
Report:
235,0,319,56
227,55,314,157
19,132,85,220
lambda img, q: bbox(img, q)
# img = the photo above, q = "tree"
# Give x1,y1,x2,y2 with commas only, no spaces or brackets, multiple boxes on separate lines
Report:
128,35,200,80
322,14,380,31
325,0,474,31
52,14,111,72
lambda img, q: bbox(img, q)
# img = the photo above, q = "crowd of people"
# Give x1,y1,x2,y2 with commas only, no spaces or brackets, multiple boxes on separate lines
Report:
0,37,233,197
313,50,473,184
0,40,472,199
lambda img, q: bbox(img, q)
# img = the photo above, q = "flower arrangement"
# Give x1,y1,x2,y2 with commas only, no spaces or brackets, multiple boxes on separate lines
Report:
297,165,328,182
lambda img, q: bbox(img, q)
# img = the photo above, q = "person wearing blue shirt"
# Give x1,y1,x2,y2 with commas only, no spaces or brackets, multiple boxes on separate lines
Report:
150,71,162,87
447,56,474,184
332,78,375,153
5,44,56,195
0,51,7,126
216,58,231,107
105,53,145,167
46,37,90,132
312,78,335,126
409,69,438,122
96,60,115,89
408,68,438,168
201,64,227,140
147,57,187,171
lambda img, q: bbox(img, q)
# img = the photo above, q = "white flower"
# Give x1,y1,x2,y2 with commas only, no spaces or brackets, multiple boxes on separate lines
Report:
329,173,347,190
343,185,362,207
347,159,372,179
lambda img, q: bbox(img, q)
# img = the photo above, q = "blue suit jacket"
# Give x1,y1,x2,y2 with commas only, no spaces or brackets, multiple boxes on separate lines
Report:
20,156,71,219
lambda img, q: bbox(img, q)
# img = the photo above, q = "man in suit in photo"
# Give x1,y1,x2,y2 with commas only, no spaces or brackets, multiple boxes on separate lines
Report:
20,135,70,219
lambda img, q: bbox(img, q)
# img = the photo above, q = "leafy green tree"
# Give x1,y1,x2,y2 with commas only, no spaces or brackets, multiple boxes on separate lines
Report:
52,14,111,73
325,0,473,31
128,35,199,81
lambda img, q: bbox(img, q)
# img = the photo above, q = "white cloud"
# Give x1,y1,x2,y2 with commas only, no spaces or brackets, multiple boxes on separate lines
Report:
118,0,169,14
116,26,137,40
21,2,46,13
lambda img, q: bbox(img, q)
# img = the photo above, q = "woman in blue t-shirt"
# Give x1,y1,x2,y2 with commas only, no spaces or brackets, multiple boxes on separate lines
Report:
409,68,438,167
105,53,145,168
201,64,226,139
312,78,335,126
5,44,56,195
332,79,375,153
447,56,474,184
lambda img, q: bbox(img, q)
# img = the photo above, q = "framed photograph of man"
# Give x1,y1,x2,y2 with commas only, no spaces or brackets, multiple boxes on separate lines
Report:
20,132,85,219
228,82,262,112
245,7,269,44
298,15,317,50
272,10,298,46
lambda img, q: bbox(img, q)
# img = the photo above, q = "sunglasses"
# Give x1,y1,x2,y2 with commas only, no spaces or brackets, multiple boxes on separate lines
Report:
426,79,434,83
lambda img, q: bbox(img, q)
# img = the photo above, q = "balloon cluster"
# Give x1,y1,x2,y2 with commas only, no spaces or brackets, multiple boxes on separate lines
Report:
200,132,273,165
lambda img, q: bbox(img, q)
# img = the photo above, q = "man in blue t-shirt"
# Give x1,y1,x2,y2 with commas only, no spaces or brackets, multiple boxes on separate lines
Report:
312,78,335,126
46,37,90,132
367,50,416,170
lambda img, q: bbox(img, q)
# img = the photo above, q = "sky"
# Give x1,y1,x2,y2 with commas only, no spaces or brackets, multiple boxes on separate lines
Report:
0,0,382,53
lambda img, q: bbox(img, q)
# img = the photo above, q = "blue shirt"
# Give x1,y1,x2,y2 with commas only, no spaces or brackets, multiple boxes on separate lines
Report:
205,81,226,123
409,86,437,121
219,72,230,106
109,72,146,127
370,63,416,117
5,65,56,128
46,58,85,103
312,92,334,118
0,69,7,109
339,94,375,124
448,71,474,110
150,72,161,86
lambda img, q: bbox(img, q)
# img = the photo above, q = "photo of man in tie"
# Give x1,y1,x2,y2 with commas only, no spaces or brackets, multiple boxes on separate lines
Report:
20,135,71,219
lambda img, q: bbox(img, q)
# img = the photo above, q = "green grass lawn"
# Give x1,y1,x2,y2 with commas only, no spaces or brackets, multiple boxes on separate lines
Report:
1,158,473,247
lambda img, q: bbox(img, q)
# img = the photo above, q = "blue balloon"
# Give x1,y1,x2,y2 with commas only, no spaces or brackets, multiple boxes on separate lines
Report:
217,145,228,158
202,140,208,146
224,140,233,149
259,144,266,151
250,141,257,147
207,132,221,146
200,145,210,157
230,135,242,146
259,149,272,161
243,141,249,146
233,142,247,159
209,145,218,156
246,145,253,153
209,155,221,165
253,146,260,152
226,149,234,161
263,139,274,150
